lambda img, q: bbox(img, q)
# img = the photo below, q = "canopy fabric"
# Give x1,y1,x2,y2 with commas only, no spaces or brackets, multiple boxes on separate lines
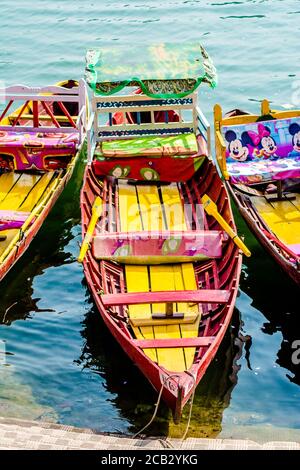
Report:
85,43,217,98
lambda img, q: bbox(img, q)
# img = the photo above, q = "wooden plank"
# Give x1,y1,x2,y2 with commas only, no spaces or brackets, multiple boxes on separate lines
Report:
136,185,164,231
137,183,186,372
252,196,300,245
134,336,214,349
150,264,186,372
0,173,41,211
160,184,200,371
19,172,54,212
129,315,199,327
0,173,26,255
0,84,80,95
293,194,300,212
0,173,22,203
102,289,230,306
118,183,142,232
125,265,157,362
173,263,200,370
0,172,54,258
120,182,157,362
118,181,203,372
136,184,185,372
160,184,187,231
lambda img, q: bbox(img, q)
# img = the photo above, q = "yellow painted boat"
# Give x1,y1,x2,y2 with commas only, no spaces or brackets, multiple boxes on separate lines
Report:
214,100,300,285
0,79,87,282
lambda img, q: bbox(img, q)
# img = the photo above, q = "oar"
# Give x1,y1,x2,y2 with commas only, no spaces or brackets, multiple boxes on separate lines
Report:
78,196,102,263
202,194,251,257
232,183,265,198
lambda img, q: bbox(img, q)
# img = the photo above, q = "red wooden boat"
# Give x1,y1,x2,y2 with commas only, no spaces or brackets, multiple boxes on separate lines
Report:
79,44,248,421
214,101,300,286
0,80,87,282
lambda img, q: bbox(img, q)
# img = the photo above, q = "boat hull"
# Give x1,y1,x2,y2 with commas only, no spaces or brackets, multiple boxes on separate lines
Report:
81,159,242,420
83,259,241,420
0,154,80,282
0,79,87,283
227,183,300,286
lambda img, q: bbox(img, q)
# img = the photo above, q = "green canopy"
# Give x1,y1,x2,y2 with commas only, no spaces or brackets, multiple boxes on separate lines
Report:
85,43,217,98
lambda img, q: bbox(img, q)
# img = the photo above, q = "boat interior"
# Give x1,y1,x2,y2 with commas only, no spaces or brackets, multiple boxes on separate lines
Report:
248,185,300,254
0,80,87,261
0,172,59,252
117,179,200,373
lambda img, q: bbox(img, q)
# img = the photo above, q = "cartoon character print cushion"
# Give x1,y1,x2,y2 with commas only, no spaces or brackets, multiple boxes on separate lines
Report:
225,130,252,162
222,117,300,184
223,117,300,163
288,123,300,157
248,124,278,159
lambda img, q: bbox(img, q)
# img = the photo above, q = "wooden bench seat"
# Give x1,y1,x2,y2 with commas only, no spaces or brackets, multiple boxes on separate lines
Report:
101,289,230,306
92,229,224,263
134,336,215,349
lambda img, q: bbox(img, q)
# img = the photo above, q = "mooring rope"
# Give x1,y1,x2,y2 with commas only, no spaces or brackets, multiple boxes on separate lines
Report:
181,371,196,442
133,371,197,444
132,374,180,441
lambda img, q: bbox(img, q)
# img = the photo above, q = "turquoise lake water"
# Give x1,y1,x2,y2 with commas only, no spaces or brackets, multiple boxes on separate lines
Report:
0,0,299,437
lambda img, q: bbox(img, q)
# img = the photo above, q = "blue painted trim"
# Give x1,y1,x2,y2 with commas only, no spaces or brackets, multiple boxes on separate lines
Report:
197,126,207,142
98,127,193,138
97,98,193,109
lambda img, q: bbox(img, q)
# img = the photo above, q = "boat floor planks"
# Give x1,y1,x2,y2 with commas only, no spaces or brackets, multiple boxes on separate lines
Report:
118,181,200,373
0,171,55,257
252,194,300,245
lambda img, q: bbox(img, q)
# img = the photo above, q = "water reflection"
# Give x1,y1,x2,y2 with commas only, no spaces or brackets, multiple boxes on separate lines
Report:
77,291,242,437
238,212,300,388
0,154,85,324
0,364,58,422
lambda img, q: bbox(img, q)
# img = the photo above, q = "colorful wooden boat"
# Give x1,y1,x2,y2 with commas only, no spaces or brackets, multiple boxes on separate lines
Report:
0,79,87,282
79,44,248,422
214,100,300,285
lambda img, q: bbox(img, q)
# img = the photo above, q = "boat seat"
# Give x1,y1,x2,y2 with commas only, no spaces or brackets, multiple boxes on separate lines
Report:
102,289,230,306
0,129,79,171
222,117,300,185
102,289,229,327
92,229,224,263
100,133,198,157
0,209,30,231
92,134,208,182
288,243,300,256
129,315,199,327
133,336,215,349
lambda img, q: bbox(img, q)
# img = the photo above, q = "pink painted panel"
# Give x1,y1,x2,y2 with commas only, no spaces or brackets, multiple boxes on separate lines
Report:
0,210,34,231
0,130,78,170
101,289,230,306
134,336,215,349
92,230,223,260
288,244,300,256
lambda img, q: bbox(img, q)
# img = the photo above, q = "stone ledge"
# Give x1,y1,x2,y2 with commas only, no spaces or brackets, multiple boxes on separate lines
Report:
0,417,299,451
